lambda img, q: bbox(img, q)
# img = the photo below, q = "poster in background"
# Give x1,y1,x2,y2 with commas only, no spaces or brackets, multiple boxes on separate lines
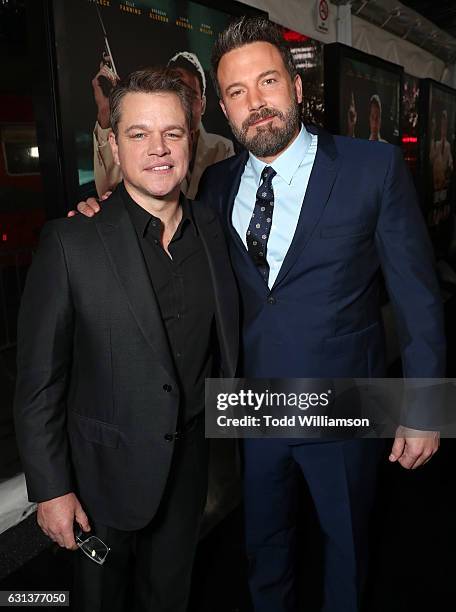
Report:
279,26,325,127
53,0,247,199
324,44,402,146
424,81,456,249
401,73,420,184
339,57,401,145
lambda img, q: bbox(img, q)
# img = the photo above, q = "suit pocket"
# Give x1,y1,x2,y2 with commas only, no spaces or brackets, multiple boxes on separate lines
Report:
320,222,370,239
68,411,120,448
324,321,379,357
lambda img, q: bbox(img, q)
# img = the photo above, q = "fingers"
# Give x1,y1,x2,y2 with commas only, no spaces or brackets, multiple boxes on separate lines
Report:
95,65,118,84
396,436,440,470
76,202,94,217
36,493,85,551
93,65,115,83
75,196,103,218
75,503,91,533
62,527,78,551
67,210,76,218
76,198,100,217
398,447,421,470
389,436,405,462
87,197,101,213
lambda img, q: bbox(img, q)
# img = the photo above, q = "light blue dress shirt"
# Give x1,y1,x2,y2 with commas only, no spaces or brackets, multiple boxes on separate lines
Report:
232,124,318,288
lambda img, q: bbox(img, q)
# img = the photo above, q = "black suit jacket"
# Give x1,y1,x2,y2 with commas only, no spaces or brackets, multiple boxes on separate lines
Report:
14,187,239,530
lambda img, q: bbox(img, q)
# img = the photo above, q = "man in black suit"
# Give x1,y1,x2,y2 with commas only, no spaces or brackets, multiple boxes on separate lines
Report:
14,68,238,612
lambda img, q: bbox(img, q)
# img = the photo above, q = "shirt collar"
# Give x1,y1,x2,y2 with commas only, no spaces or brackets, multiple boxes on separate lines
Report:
121,182,197,239
248,124,311,186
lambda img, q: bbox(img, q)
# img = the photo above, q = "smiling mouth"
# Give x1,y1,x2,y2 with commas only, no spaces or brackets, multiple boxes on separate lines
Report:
144,165,173,172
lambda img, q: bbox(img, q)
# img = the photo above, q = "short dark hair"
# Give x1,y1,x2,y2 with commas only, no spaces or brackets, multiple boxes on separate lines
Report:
109,67,193,136
211,16,297,98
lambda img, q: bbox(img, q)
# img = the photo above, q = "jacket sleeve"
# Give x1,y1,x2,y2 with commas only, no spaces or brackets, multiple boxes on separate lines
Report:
375,146,446,428
14,222,75,502
375,145,446,378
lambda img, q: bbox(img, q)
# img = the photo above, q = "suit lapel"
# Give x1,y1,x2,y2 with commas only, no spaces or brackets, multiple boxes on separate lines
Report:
272,127,341,289
95,190,176,382
223,150,249,252
193,203,239,377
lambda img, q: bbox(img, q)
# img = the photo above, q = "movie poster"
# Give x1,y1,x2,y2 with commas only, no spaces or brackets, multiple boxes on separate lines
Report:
340,56,401,145
53,0,240,200
279,26,325,127
424,81,456,241
401,74,420,183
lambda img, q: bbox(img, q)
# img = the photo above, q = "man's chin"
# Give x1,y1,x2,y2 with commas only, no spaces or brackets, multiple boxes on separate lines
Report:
128,180,182,202
246,135,287,158
147,187,180,200
146,176,185,197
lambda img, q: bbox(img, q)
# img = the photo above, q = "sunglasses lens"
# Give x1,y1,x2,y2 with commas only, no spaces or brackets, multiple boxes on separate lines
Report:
79,536,109,564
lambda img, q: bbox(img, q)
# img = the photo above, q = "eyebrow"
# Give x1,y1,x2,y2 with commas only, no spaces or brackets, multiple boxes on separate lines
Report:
225,70,280,94
124,124,186,134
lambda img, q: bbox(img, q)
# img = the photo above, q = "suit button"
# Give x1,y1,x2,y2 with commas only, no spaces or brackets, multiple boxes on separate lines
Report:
164,433,173,442
267,296,276,304
163,384,172,392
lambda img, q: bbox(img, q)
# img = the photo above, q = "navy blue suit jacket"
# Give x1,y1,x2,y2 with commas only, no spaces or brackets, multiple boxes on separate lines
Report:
198,126,445,384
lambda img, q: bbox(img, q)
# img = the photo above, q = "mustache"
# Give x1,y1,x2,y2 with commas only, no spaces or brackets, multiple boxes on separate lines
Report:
242,107,285,132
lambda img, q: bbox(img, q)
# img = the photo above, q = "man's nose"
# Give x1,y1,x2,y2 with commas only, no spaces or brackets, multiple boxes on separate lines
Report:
247,87,266,112
147,134,170,156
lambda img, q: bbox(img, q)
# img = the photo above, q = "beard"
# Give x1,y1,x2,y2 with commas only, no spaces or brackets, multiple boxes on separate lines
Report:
229,96,301,158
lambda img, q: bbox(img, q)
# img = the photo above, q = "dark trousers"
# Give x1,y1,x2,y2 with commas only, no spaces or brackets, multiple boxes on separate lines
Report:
72,419,208,612
243,438,385,612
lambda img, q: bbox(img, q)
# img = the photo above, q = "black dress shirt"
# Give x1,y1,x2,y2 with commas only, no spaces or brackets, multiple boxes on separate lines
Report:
121,183,216,424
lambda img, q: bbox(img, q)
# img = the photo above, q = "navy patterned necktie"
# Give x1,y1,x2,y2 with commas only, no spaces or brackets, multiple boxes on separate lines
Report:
246,165,277,283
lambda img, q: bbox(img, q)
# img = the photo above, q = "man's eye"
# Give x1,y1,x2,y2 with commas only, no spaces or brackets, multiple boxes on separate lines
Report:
131,132,145,139
166,132,180,139
230,89,242,98
263,78,276,85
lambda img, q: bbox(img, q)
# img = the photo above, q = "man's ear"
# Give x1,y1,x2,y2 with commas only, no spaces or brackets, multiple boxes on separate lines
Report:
219,98,228,120
109,131,120,166
294,74,303,105
200,95,207,117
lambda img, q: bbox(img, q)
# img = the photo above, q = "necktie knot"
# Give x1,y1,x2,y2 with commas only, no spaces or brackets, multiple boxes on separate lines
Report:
257,166,276,201
261,165,276,183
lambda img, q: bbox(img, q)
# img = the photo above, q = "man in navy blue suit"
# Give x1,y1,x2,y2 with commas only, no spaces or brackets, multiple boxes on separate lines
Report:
76,17,445,612
198,17,445,612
